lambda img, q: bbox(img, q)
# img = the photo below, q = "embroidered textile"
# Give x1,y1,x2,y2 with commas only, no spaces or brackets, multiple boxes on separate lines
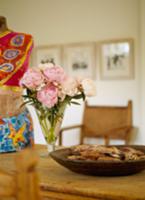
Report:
0,109,34,152
0,30,33,91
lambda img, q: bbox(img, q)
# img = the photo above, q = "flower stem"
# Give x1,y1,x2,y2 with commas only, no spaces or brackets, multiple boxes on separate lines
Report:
36,102,66,144
47,126,56,143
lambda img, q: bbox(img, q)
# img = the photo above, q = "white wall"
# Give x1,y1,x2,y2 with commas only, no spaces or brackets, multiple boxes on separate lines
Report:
140,0,145,143
0,0,143,145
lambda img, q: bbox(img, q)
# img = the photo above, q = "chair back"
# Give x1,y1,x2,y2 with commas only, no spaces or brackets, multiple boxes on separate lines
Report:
81,101,132,144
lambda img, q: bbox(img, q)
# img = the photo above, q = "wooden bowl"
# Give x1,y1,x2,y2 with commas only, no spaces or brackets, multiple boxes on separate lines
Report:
50,145,145,176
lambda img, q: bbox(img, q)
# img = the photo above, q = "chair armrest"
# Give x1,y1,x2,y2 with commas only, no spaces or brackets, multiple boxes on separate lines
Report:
58,124,83,145
131,126,138,132
60,124,83,133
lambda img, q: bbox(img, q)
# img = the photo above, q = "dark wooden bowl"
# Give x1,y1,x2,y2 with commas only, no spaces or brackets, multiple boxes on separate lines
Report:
50,145,145,176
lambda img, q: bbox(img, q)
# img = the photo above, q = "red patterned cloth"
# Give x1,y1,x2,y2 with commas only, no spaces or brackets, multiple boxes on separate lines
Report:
0,30,33,91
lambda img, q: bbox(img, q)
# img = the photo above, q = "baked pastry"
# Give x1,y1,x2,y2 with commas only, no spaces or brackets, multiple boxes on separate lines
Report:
68,145,145,162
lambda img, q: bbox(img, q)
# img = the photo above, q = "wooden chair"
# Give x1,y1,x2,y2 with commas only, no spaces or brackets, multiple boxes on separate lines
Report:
0,149,41,200
59,100,137,145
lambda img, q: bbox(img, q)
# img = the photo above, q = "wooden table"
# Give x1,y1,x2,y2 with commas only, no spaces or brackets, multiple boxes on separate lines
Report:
1,145,145,200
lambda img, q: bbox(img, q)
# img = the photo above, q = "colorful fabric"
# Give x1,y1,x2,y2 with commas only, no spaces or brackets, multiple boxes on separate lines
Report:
0,109,34,153
0,30,33,91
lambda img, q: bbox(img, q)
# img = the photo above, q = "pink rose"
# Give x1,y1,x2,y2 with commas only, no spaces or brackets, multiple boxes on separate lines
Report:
81,79,96,96
20,68,44,89
61,77,78,97
37,84,58,108
43,65,67,84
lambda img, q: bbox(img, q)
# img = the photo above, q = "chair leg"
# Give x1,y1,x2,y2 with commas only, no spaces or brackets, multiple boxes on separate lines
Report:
104,136,109,146
80,131,84,144
125,130,132,145
125,136,129,145
59,131,62,146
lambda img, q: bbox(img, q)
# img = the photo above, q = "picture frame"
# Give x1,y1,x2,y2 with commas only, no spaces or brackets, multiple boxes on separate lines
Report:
32,45,62,66
99,39,134,80
63,42,96,79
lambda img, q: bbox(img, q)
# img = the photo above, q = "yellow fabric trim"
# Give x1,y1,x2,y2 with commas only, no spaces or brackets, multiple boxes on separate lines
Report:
0,30,11,38
0,38,33,86
0,85,23,92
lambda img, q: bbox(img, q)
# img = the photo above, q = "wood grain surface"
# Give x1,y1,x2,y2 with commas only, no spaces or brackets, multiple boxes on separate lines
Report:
0,144,145,200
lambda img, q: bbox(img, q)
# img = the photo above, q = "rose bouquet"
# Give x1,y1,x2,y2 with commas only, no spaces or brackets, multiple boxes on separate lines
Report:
20,62,96,151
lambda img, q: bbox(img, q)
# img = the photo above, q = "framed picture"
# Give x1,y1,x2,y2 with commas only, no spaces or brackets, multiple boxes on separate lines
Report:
63,42,96,79
32,45,62,66
99,39,134,80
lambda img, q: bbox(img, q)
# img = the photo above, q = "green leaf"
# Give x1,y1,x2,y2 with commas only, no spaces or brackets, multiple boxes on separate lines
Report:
82,92,86,101
22,95,30,99
20,100,33,108
73,94,83,99
71,101,80,105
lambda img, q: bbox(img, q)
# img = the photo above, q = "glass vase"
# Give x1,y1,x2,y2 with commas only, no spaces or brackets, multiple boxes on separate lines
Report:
38,114,63,156
47,142,56,153
46,117,62,153
36,102,66,156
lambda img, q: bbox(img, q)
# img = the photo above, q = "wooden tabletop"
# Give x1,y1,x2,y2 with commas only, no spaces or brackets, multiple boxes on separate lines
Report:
0,144,145,200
